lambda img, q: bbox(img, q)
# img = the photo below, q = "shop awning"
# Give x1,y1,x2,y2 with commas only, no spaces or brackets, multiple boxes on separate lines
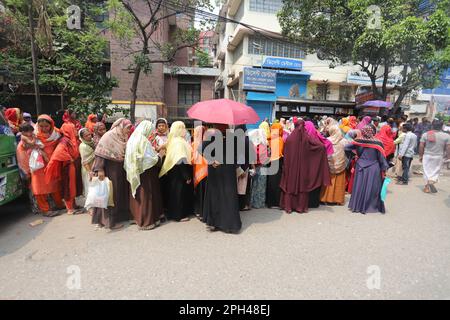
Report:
246,92,277,102
276,70,312,77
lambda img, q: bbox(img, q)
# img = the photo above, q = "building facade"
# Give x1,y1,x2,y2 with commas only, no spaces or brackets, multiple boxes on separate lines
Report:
107,1,218,123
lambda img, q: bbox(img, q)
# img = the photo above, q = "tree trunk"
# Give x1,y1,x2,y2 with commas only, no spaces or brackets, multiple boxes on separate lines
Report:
29,3,42,115
392,89,408,115
60,91,64,111
130,64,141,124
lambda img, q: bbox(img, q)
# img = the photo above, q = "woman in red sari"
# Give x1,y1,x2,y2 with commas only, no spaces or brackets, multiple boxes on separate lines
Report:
62,109,82,131
84,114,97,133
375,125,395,162
32,115,65,215
4,107,23,135
45,123,81,214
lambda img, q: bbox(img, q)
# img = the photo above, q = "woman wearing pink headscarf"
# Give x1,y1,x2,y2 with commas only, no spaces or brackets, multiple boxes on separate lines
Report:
356,116,372,130
304,121,334,156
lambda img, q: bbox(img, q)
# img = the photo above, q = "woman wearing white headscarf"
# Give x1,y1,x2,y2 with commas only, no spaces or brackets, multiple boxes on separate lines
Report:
159,121,194,222
125,120,163,230
248,128,269,208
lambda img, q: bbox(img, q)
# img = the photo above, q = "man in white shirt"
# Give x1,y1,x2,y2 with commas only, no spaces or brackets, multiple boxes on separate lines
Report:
397,123,417,185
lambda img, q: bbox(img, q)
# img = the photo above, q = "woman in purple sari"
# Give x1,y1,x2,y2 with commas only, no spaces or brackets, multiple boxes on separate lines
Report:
345,125,389,214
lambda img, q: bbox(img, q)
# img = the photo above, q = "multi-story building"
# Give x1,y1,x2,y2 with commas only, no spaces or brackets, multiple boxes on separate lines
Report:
213,0,363,127
107,1,218,124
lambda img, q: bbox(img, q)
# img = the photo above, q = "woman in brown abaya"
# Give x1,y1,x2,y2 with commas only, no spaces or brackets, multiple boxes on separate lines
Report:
92,118,132,230
124,120,163,230
280,120,331,213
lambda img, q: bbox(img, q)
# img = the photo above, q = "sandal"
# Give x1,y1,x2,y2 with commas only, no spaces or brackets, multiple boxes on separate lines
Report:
423,185,431,193
180,217,190,222
43,211,60,217
139,224,157,231
109,224,124,230
429,184,438,193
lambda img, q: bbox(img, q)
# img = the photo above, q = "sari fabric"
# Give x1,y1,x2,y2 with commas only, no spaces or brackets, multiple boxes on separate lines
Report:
270,123,284,161
375,125,395,157
192,126,208,188
93,122,106,147
62,111,82,131
95,118,132,162
85,114,97,133
5,108,23,134
340,118,351,133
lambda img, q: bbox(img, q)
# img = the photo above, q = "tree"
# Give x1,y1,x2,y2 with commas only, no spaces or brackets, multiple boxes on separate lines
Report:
107,0,213,123
1,0,54,114
278,0,450,114
0,0,120,118
196,48,212,67
38,2,119,119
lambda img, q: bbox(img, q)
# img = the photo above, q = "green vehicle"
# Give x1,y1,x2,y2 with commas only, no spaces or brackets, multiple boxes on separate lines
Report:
0,121,23,206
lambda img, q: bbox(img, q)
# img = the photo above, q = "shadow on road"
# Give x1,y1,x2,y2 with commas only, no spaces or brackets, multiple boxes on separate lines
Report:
240,208,283,232
0,194,47,258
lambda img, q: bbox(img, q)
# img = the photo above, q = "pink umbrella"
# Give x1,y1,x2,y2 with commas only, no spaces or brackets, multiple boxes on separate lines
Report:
187,99,260,125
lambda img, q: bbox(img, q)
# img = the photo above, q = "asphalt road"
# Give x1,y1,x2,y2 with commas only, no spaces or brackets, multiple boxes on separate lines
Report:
1,163,449,300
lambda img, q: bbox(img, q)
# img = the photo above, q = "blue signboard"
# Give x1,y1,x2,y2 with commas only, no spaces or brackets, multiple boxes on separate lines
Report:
262,57,303,71
243,67,277,92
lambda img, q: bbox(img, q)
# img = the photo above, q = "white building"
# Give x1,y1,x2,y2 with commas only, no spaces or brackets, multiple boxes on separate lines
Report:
213,0,364,126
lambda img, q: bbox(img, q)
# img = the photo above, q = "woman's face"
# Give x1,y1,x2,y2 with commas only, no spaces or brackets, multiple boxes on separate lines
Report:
70,112,77,119
122,125,132,136
38,120,51,134
82,130,93,142
97,124,106,136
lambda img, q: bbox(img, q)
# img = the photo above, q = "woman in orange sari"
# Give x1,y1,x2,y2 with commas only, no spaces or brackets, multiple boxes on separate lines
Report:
84,114,97,133
45,123,81,214
32,115,65,215
266,122,284,208
192,125,208,220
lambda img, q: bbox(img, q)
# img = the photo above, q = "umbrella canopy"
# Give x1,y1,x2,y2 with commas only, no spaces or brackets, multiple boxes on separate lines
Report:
362,100,393,108
187,99,260,125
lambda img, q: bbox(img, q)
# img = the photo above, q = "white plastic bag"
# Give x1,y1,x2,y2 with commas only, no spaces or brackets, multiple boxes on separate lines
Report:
29,149,45,173
85,177,111,210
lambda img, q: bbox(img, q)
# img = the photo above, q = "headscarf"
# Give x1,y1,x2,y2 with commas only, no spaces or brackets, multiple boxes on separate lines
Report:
23,112,35,127
304,121,334,156
322,117,338,134
339,118,351,133
192,125,208,188
270,122,284,161
45,123,79,184
5,108,23,133
78,128,95,166
62,110,82,131
85,114,97,133
357,116,372,130
375,125,395,157
349,116,358,129
280,121,331,196
159,121,192,177
35,115,61,160
327,125,348,174
124,120,159,197
259,121,270,141
249,128,269,165
93,122,106,147
352,125,386,157
95,118,132,162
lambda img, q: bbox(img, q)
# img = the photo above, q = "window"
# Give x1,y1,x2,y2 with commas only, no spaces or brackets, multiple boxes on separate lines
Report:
339,86,353,101
249,0,283,14
316,83,329,100
178,78,201,105
248,36,305,59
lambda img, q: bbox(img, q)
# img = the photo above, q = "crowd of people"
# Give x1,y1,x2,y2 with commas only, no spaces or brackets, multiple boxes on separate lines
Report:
1,106,449,234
